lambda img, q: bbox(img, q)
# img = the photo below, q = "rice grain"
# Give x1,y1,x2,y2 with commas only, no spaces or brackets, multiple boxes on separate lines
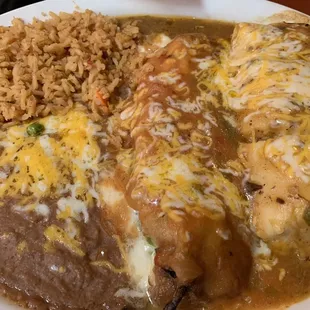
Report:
0,10,144,122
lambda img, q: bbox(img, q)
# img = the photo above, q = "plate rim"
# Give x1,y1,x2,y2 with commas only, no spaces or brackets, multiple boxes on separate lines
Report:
0,0,309,309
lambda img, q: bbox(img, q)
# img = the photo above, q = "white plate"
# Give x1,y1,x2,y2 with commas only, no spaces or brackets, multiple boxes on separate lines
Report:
0,0,309,309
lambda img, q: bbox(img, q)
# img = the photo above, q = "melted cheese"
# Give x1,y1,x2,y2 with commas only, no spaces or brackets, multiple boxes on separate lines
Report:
57,197,89,223
167,96,202,114
149,71,181,85
252,239,278,271
0,110,101,219
226,59,310,112
100,185,125,207
13,203,50,217
153,34,172,48
213,23,310,138
131,143,245,221
230,23,307,66
44,224,85,257
127,234,155,293
264,135,310,183
115,288,145,300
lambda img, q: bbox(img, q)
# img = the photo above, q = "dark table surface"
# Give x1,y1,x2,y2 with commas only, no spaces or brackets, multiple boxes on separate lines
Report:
272,0,310,15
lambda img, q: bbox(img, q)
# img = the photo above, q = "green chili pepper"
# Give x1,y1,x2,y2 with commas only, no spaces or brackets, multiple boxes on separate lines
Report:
303,207,310,226
146,236,156,248
27,122,45,137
